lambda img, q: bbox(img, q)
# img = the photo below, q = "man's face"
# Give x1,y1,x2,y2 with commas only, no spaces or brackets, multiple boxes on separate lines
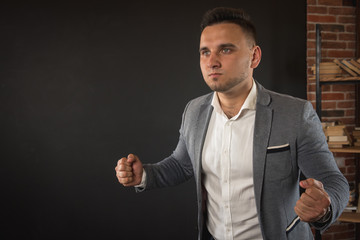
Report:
199,23,257,93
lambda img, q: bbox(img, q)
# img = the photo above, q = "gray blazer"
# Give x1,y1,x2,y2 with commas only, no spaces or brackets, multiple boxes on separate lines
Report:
141,82,349,240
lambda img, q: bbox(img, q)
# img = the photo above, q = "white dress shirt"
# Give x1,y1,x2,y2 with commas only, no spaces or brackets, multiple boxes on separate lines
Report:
202,81,262,240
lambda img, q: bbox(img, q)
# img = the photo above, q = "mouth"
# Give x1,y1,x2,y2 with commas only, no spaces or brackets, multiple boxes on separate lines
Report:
208,72,222,77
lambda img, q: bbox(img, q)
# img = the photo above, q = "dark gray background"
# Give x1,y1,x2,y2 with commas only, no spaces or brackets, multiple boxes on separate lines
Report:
0,1,305,239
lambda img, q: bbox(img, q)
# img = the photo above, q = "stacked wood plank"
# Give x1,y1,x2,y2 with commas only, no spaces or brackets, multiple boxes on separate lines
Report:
352,127,360,147
312,58,360,80
322,122,351,148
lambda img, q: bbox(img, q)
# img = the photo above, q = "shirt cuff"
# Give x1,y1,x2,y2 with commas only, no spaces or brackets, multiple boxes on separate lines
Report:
310,205,332,229
134,169,146,188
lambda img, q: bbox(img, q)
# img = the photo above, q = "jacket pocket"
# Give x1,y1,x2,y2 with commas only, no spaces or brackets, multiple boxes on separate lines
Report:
264,143,292,181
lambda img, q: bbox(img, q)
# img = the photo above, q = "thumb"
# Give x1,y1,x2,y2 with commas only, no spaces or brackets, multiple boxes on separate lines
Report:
127,154,137,164
300,178,314,189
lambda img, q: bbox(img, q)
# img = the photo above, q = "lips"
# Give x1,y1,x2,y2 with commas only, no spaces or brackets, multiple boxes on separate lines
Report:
208,72,222,77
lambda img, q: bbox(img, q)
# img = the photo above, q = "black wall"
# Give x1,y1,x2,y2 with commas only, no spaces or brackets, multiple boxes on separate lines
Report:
0,1,306,239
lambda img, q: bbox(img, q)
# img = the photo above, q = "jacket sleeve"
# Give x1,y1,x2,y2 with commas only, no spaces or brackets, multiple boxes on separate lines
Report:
138,101,194,191
297,101,349,232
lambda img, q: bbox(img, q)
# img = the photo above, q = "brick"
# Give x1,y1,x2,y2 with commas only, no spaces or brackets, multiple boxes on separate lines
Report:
345,109,355,116
307,32,316,40
321,49,329,58
318,0,343,6
337,101,355,108
339,117,355,125
322,101,337,109
307,23,315,31
307,49,316,57
347,166,356,173
332,84,355,91
334,231,357,239
322,32,338,41
343,0,356,6
328,222,356,231
307,93,315,101
345,92,355,100
328,7,356,15
327,49,355,58
322,92,345,100
307,40,316,49
307,6,328,14
321,110,344,117
307,58,315,66
307,15,337,23
322,85,332,92
321,233,334,240
308,93,316,101
345,24,355,32
347,41,356,49
345,174,355,182
338,16,356,24
320,24,345,32
321,57,338,62
339,167,346,173
307,83,315,92
345,159,355,165
339,32,356,41
322,41,347,49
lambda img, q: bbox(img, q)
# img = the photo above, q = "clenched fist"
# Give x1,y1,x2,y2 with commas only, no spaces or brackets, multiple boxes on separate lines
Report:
294,178,331,222
115,154,143,187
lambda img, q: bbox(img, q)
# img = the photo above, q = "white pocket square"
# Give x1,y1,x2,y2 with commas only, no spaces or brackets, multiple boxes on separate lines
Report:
267,143,290,150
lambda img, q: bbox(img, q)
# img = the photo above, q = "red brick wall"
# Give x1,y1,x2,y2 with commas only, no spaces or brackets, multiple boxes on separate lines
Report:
307,0,357,239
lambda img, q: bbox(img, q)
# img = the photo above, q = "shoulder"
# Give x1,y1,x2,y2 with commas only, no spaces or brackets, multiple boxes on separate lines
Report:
184,92,213,112
187,92,213,106
257,83,310,111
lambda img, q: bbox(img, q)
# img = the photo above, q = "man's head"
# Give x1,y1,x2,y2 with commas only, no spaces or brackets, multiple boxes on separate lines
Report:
200,7,257,47
199,7,261,94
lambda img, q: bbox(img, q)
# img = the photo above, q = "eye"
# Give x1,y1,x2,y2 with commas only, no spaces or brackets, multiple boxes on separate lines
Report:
221,48,231,54
200,50,211,57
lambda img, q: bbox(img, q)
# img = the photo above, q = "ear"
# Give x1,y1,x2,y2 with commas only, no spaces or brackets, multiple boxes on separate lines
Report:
250,46,262,69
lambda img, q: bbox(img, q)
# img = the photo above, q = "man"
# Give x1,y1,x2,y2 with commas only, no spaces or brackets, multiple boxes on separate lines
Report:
115,7,349,240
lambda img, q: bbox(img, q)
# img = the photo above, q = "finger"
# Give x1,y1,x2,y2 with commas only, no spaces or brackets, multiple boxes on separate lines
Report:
119,177,133,185
118,157,132,167
303,187,325,202
118,171,133,178
118,164,133,172
300,178,324,190
295,204,327,222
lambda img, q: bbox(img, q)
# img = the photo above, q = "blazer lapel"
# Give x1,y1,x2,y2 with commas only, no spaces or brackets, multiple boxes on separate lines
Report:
193,95,214,180
253,83,273,214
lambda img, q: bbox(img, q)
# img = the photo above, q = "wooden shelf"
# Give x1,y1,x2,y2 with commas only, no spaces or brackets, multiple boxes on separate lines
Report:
338,212,360,223
330,147,360,153
329,147,360,153
309,76,360,82
321,77,360,82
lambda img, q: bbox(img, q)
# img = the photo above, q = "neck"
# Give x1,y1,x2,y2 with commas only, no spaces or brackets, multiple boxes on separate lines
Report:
217,79,253,118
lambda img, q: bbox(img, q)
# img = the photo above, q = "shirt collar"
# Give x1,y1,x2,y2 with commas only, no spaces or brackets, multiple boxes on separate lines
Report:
211,79,257,119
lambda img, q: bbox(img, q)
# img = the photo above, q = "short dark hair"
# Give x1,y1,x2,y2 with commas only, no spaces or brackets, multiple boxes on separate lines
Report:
200,7,257,45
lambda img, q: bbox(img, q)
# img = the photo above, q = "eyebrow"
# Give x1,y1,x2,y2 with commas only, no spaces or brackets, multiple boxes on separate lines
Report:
199,43,237,53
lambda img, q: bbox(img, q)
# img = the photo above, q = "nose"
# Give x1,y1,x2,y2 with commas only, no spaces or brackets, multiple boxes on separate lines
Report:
207,53,221,69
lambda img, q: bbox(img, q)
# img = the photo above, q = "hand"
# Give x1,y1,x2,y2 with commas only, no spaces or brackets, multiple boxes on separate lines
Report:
115,154,143,187
294,178,331,222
